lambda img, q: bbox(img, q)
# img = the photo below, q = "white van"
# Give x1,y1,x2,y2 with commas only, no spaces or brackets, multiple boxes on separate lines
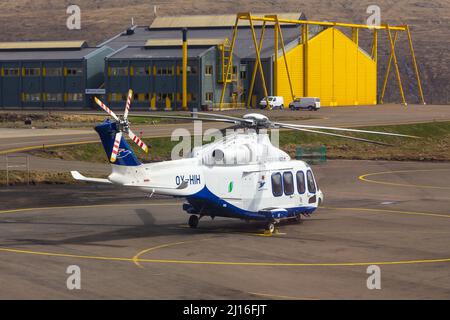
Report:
259,96,284,110
289,97,321,111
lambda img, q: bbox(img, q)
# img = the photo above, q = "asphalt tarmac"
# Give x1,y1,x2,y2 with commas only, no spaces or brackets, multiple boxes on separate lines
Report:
0,160,449,299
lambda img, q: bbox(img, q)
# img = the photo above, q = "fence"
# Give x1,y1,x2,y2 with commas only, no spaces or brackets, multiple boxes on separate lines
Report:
1,155,30,186
296,146,327,165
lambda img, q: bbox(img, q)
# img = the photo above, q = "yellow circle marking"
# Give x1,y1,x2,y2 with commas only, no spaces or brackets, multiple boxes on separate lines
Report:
1,246,450,267
1,204,450,267
132,238,213,268
322,206,450,218
359,169,450,190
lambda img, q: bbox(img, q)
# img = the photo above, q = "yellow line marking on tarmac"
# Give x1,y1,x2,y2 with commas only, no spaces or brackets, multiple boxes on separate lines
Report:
0,134,172,155
1,246,450,267
0,140,99,155
1,204,450,267
132,238,214,268
322,206,450,218
248,292,318,300
359,169,450,190
0,202,180,215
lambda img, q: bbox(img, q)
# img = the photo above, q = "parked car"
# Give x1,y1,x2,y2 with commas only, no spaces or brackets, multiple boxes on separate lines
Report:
259,96,284,110
289,97,321,111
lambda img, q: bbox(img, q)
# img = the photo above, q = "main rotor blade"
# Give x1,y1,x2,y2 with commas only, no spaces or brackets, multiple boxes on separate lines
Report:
94,97,119,121
190,111,254,124
110,132,122,163
128,129,149,153
278,124,392,146
275,122,418,138
123,89,133,121
130,114,241,125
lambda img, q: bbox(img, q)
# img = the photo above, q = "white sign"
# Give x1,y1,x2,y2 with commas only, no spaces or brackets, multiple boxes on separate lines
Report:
86,89,106,95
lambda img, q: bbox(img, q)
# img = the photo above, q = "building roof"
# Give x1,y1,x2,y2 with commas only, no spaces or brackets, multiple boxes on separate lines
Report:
102,24,302,59
0,47,101,61
108,46,210,60
0,41,88,51
150,13,304,29
145,38,227,47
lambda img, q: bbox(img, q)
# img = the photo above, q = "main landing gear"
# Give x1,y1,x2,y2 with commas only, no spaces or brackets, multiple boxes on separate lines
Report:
188,215,199,228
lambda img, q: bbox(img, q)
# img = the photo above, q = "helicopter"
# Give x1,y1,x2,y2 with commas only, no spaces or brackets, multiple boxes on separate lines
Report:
71,90,416,234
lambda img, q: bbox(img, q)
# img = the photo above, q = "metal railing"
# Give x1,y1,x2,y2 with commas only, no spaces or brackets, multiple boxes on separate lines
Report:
1,155,30,186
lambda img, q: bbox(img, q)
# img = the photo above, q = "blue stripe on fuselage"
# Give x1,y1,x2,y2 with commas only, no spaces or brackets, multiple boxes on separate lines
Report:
186,186,317,220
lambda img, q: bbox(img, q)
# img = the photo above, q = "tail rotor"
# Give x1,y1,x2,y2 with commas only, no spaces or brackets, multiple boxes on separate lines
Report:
94,89,149,162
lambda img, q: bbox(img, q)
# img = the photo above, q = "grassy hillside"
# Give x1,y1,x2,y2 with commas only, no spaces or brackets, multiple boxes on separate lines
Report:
0,0,449,104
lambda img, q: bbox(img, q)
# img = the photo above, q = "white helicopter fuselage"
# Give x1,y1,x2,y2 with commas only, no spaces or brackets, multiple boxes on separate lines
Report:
107,132,323,221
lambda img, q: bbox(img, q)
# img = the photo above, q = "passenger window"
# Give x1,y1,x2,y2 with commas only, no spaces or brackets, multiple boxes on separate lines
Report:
306,170,317,193
283,172,294,195
271,173,283,197
296,171,306,194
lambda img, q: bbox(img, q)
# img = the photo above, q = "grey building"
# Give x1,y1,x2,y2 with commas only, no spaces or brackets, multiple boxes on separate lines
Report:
0,41,113,109
101,13,306,111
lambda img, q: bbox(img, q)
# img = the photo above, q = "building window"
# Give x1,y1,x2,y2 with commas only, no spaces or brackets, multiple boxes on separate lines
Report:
23,68,41,76
157,67,174,76
271,172,283,197
134,67,150,76
283,172,294,196
205,65,213,76
66,68,83,76
231,66,238,81
205,92,213,102
240,64,247,79
306,170,317,193
133,93,149,102
110,67,127,77
111,93,128,102
3,68,20,76
45,93,63,102
157,93,174,101
45,68,62,77
187,65,198,75
67,93,84,102
188,92,197,102
23,93,41,102
296,171,306,194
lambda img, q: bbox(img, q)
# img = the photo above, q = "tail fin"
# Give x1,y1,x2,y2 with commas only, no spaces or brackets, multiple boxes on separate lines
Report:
95,119,141,167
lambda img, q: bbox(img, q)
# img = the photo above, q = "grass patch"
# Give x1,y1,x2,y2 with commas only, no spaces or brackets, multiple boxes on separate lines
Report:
29,121,450,163
0,170,107,186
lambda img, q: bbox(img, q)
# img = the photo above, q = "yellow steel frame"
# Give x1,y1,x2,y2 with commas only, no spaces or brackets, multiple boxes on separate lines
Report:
219,12,426,109
246,21,267,107
380,30,398,104
406,25,426,105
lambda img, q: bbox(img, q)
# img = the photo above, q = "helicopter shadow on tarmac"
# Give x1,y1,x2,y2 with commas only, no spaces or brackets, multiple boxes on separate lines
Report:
0,208,329,248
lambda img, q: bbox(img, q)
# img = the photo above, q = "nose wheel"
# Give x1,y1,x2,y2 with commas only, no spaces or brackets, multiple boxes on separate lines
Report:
188,215,199,229
265,222,276,234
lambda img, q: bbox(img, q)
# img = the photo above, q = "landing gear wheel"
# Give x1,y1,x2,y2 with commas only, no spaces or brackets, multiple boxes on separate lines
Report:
295,214,302,222
265,222,276,234
188,215,199,228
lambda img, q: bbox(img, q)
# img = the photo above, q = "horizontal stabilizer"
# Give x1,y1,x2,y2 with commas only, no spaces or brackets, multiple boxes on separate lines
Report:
71,171,112,184
124,180,189,190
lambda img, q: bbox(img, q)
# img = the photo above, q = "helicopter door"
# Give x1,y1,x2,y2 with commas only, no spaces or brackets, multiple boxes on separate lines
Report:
296,171,307,206
306,170,317,204
241,172,256,210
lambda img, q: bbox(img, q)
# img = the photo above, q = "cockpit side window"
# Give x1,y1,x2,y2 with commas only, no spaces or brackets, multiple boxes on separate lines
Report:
271,172,283,197
306,170,317,193
283,172,294,195
296,171,306,194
